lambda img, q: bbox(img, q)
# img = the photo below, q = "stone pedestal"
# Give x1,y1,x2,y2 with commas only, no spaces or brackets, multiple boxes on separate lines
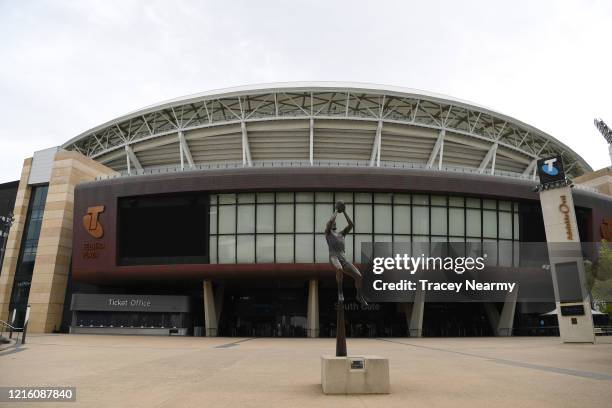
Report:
321,355,390,394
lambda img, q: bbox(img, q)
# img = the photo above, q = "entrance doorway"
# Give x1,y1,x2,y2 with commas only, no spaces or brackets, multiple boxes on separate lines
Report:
218,282,308,337
318,283,408,337
422,303,492,337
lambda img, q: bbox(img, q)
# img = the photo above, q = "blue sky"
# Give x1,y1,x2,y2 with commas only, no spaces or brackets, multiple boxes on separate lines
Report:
1,0,610,182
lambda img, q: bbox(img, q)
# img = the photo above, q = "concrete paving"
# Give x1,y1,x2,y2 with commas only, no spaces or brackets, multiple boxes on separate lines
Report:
1,335,611,407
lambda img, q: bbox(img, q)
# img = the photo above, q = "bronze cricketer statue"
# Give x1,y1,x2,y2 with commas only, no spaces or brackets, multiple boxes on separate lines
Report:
325,200,368,356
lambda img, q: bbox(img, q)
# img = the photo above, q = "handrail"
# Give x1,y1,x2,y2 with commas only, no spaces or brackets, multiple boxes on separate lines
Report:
594,326,612,335
0,320,23,331
0,319,25,345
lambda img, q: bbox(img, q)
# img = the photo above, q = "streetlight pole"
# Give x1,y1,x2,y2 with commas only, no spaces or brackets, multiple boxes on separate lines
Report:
594,118,612,166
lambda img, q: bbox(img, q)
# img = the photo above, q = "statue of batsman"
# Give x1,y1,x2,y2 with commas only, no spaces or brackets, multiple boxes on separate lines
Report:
325,200,368,306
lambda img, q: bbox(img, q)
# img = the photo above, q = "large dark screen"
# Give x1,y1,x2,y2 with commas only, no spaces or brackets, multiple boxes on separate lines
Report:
555,261,584,303
118,193,208,265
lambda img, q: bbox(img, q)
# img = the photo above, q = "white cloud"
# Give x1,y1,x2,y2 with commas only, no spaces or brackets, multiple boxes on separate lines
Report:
0,0,610,182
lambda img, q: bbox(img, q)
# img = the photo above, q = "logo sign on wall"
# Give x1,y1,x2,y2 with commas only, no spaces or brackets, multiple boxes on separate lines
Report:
537,155,565,184
83,206,105,238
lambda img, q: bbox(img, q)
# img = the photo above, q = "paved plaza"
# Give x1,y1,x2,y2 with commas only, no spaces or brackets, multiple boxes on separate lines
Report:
1,335,611,407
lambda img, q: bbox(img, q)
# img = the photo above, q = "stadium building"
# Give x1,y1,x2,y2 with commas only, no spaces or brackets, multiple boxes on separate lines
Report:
0,82,610,338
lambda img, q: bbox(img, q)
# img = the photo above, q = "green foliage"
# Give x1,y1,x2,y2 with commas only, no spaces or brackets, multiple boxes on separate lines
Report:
590,240,612,313
595,240,612,282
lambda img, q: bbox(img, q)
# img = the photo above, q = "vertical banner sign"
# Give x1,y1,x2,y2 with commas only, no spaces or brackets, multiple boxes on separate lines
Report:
537,156,595,343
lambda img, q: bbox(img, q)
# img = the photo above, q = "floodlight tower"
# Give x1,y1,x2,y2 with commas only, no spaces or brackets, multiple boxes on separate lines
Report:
594,118,612,165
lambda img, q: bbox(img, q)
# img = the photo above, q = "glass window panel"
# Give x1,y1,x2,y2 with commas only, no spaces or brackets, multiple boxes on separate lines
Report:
375,235,392,242
316,192,334,202
393,205,411,234
209,207,217,235
335,192,353,203
295,234,314,263
256,204,274,233
449,208,465,236
449,196,464,207
355,193,372,203
483,211,497,238
315,234,328,263
513,213,520,240
237,193,255,203
344,235,354,263
218,236,235,263
392,240,410,264
32,189,42,205
276,204,294,233
394,194,410,204
374,193,392,203
209,236,217,263
466,198,480,208
412,206,429,235
209,195,217,205
256,235,274,263
237,205,255,233
431,236,447,242
412,235,429,242
276,192,293,203
483,199,496,209
431,207,447,235
26,220,42,240
31,209,44,220
513,241,520,266
218,205,236,234
374,205,392,234
449,236,465,242
219,194,236,205
355,205,372,233
498,201,512,211
256,193,275,203
354,234,373,261
412,194,429,205
466,209,481,237
22,249,36,262
513,202,519,211
237,235,255,263
296,204,314,232
498,241,513,267
296,192,314,202
497,248,512,268
276,234,294,262
431,195,447,206
484,239,498,265
499,212,512,239
315,203,333,233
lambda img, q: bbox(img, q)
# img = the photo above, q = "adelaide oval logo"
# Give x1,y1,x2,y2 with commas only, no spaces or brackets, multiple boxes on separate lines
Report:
83,206,105,239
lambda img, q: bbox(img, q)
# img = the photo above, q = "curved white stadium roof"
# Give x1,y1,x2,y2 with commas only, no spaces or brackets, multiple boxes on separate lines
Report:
62,82,591,178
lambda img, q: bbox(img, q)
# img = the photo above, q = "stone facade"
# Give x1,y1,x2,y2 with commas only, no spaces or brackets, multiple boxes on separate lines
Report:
574,167,612,196
28,151,116,332
0,158,33,322
0,151,116,332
